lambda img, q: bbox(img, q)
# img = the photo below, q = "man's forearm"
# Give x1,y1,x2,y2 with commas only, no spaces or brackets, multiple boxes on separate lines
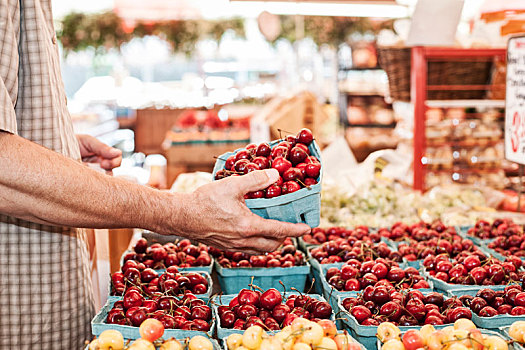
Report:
0,132,180,231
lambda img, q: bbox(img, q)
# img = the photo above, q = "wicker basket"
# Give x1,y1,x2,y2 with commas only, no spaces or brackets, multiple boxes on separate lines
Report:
377,47,494,102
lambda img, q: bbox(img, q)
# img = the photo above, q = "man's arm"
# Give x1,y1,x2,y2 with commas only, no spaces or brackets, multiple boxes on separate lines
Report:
0,131,310,253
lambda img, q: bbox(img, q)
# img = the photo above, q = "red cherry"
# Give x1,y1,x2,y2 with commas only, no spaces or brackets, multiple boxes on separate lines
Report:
256,143,271,157
272,157,292,175
283,168,304,182
289,147,307,165
305,163,321,178
296,128,314,145
260,288,282,310
282,181,301,194
234,159,250,173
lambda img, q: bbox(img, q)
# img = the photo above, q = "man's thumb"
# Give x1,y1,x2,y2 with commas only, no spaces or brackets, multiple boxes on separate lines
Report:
234,169,280,194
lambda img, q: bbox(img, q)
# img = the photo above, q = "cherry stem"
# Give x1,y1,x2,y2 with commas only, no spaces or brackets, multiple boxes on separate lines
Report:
296,178,311,190
279,280,287,299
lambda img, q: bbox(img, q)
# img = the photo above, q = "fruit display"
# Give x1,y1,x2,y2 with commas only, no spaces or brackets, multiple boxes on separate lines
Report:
105,291,212,331
396,236,483,263
225,320,362,350
309,241,401,265
302,226,379,246
320,180,488,228
216,288,333,331
378,320,510,350
423,253,525,286
378,220,457,243
507,320,525,346
466,218,523,240
111,266,210,297
341,289,472,326
209,239,306,268
325,263,430,292
459,286,525,317
122,238,212,270
88,322,215,350
488,236,525,259
214,128,321,199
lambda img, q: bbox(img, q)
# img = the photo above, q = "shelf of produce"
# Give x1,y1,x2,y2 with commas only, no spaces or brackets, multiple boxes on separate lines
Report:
411,47,507,191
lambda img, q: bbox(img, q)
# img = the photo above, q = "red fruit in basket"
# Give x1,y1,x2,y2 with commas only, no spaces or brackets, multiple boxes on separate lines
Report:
271,146,289,160
406,299,426,321
305,162,321,178
111,272,125,286
282,313,299,327
304,178,317,186
340,265,358,280
123,290,144,309
235,150,251,162
122,259,139,273
130,308,148,327
282,181,301,194
233,319,245,330
497,304,512,314
511,306,525,316
193,284,208,294
252,156,269,170
238,289,260,306
191,306,212,321
470,297,488,314
267,258,281,267
344,279,360,291
424,292,444,307
372,287,390,305
477,289,496,304
449,265,467,278
479,306,498,317
387,268,405,283
260,288,282,310
256,143,271,157
435,272,449,282
424,315,444,325
283,167,304,182
265,318,280,331
312,301,332,319
470,267,487,285
220,311,236,328
379,301,403,321
272,157,292,175
265,185,282,198
134,238,148,254
289,147,308,165
234,159,250,173
351,305,372,324
225,155,237,170
107,309,127,325
514,292,525,307
371,262,389,279
436,260,453,273
488,264,505,284
296,128,313,145
463,255,481,271
141,268,158,283
446,307,472,323
272,304,290,323
196,253,211,266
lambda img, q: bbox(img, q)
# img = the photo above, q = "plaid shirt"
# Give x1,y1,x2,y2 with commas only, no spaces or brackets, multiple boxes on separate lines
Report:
0,1,95,348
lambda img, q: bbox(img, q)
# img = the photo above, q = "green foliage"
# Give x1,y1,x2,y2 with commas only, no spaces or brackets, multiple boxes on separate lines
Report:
58,11,246,55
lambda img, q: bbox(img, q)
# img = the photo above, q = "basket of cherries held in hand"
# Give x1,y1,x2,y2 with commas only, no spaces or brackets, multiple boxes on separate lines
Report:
213,128,322,227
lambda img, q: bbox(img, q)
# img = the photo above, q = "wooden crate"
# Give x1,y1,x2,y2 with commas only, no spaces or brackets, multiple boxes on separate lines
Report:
135,108,186,154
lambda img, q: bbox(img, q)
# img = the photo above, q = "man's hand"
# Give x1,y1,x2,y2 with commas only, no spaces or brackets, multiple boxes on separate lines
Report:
76,134,122,171
164,169,311,254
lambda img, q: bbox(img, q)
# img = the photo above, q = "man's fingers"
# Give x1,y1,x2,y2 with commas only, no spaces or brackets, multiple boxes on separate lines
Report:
230,169,280,195
83,134,122,159
101,157,122,170
246,213,311,239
